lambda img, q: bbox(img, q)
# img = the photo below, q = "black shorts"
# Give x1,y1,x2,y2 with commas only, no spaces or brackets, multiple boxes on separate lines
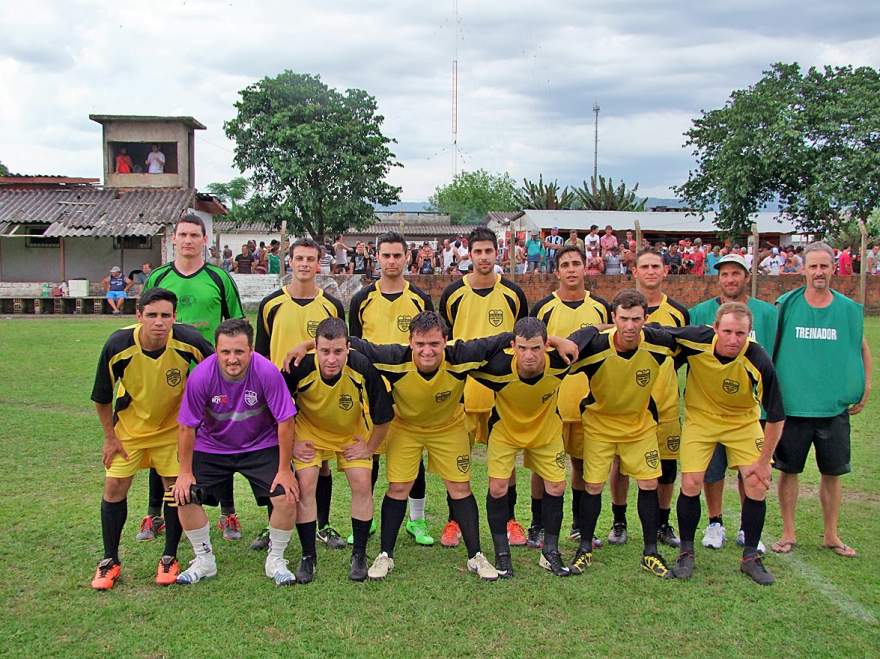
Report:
192,446,284,506
772,413,851,476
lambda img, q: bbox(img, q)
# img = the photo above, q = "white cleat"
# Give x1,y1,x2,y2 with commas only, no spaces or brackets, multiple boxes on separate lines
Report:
467,552,499,581
735,529,766,554
702,522,726,549
176,555,217,585
367,552,395,580
265,555,295,586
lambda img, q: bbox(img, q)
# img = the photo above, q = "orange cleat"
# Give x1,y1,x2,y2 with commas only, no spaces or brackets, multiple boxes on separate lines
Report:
507,519,527,546
155,555,181,586
91,558,121,590
440,520,461,548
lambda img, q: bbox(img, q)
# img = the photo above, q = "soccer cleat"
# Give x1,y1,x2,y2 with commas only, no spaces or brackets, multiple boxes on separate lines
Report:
507,519,527,546
702,522,726,549
568,525,581,541
741,553,775,585
405,519,435,546
176,555,217,585
607,522,628,545
539,550,571,577
136,515,165,542
526,525,544,549
367,552,395,580
735,529,766,554
250,527,271,551
349,553,369,582
317,526,347,550
568,549,593,575
673,551,695,580
155,555,180,586
641,552,673,579
295,555,316,584
440,520,462,548
495,552,514,579
218,513,242,541
467,552,499,581
91,558,121,590
658,523,681,548
265,555,295,586
592,535,603,550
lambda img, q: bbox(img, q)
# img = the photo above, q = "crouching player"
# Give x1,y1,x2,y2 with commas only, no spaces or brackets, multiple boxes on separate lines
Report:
172,319,299,586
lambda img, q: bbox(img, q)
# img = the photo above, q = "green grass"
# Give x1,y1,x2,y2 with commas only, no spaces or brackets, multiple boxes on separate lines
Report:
1,316,879,657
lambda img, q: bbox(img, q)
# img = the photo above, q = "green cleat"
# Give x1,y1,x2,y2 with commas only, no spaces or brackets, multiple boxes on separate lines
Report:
405,519,435,546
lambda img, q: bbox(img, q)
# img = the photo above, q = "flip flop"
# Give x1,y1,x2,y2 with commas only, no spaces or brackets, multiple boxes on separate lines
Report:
771,539,797,554
823,543,858,558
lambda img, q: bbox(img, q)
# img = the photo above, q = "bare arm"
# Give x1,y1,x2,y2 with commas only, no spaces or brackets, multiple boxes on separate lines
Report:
849,337,872,415
173,425,197,505
270,418,299,503
96,402,127,468
741,420,784,491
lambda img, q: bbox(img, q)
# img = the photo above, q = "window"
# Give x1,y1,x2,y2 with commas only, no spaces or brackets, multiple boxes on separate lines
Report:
110,142,178,175
24,224,60,248
114,236,153,250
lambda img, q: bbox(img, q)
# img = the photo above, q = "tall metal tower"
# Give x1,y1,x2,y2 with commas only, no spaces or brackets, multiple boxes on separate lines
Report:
592,100,600,185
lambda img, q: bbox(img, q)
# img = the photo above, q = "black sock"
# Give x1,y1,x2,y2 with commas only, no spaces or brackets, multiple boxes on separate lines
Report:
380,496,407,556
451,494,481,558
486,492,510,557
638,488,660,556
101,499,127,563
677,491,701,551
411,460,426,499
147,469,163,517
541,493,564,553
162,499,182,558
530,497,543,529
507,484,518,521
266,500,274,523
447,493,455,522
371,458,380,493
659,507,671,527
578,492,601,552
219,476,235,516
296,520,317,558
351,517,371,555
612,502,627,526
571,489,583,529
709,515,723,526
740,497,766,557
316,473,332,529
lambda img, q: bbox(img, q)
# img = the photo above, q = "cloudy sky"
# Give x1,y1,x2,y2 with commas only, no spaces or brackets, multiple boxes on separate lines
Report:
1,1,879,201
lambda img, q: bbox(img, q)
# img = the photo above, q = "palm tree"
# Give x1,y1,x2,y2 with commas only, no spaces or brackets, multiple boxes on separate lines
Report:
515,175,575,209
205,176,250,209
575,175,647,211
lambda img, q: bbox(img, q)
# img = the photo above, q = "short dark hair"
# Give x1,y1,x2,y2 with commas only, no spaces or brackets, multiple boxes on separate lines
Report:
315,317,348,345
635,248,663,264
611,288,647,314
175,213,207,237
409,311,449,340
513,317,547,342
290,238,321,257
590,224,598,231
377,231,407,252
555,245,586,270
215,318,254,346
138,287,177,312
468,227,497,251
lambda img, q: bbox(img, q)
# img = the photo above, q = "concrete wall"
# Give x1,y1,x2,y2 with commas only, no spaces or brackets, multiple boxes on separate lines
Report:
102,120,193,188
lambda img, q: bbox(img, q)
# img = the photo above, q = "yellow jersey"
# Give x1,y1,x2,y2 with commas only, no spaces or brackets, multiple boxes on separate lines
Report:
349,280,433,344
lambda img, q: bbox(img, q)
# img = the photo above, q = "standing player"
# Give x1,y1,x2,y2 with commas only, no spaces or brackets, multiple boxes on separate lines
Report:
255,238,347,551
285,318,394,582
143,213,245,542
438,227,528,548
90,288,213,590
529,245,609,548
172,319,300,586
689,253,777,551
607,249,688,547
349,231,435,547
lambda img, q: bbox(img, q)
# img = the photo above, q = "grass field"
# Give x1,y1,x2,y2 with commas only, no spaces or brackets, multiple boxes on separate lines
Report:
1,316,879,657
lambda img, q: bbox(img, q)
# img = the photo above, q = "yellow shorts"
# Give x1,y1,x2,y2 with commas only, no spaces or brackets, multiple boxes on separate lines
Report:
386,423,471,484
557,373,588,424
105,442,178,479
563,422,584,459
294,447,373,472
583,428,662,484
465,411,491,445
681,418,763,474
657,419,681,460
464,378,494,414
487,435,566,483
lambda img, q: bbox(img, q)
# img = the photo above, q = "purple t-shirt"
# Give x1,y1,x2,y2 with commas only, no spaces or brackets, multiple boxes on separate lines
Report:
178,352,296,454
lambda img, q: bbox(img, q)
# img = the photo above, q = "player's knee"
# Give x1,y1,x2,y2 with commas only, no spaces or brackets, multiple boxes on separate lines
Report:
544,480,565,497
636,478,658,491
388,481,413,499
270,495,297,517
585,482,604,495
488,479,509,499
446,481,471,499
658,459,677,485
681,472,703,497
103,476,132,501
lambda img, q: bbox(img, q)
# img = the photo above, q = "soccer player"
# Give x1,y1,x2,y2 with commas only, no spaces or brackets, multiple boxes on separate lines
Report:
668,303,785,585
349,231,435,547
438,226,528,548
607,249,689,547
529,245,610,548
566,289,677,579
255,238,346,551
689,253,777,551
172,319,299,585
90,288,213,590
772,242,871,558
284,318,394,582
144,213,245,542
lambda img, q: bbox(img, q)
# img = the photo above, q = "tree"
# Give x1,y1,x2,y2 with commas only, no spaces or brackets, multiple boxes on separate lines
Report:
0,160,8,176
514,175,575,209
205,176,250,210
224,71,401,242
427,169,518,224
575,175,646,211
675,62,880,235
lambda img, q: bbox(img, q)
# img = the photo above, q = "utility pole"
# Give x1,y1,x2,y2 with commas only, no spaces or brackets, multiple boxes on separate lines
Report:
592,100,600,185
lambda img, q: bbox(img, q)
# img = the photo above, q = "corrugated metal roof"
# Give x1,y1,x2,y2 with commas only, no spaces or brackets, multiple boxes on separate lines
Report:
520,210,800,234
0,188,197,237
89,114,206,130
216,217,482,237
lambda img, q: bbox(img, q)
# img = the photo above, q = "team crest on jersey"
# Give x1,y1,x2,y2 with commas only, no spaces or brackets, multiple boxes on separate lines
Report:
179,294,195,308
165,368,182,387
488,308,504,327
722,378,740,394
397,315,412,332
555,451,567,469
211,394,229,407
635,369,651,387
456,454,471,473
667,435,680,452
307,320,320,338
755,437,764,451
645,449,660,469
244,390,259,406
339,394,354,411
435,390,452,403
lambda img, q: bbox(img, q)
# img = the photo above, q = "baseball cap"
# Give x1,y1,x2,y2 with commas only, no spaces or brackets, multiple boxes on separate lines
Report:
110,266,121,273
716,253,749,272
772,247,779,255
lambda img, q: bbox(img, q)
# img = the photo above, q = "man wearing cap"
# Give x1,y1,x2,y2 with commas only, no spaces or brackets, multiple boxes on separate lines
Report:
544,227,564,272
760,247,785,275
103,266,131,314
688,253,777,551
526,231,544,273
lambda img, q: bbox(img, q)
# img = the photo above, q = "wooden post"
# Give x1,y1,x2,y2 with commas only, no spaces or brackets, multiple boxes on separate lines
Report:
509,223,517,276
751,223,759,299
858,218,868,307
634,220,642,251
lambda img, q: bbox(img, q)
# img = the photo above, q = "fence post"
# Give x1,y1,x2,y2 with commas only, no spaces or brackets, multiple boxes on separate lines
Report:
634,220,642,251
751,223,759,299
